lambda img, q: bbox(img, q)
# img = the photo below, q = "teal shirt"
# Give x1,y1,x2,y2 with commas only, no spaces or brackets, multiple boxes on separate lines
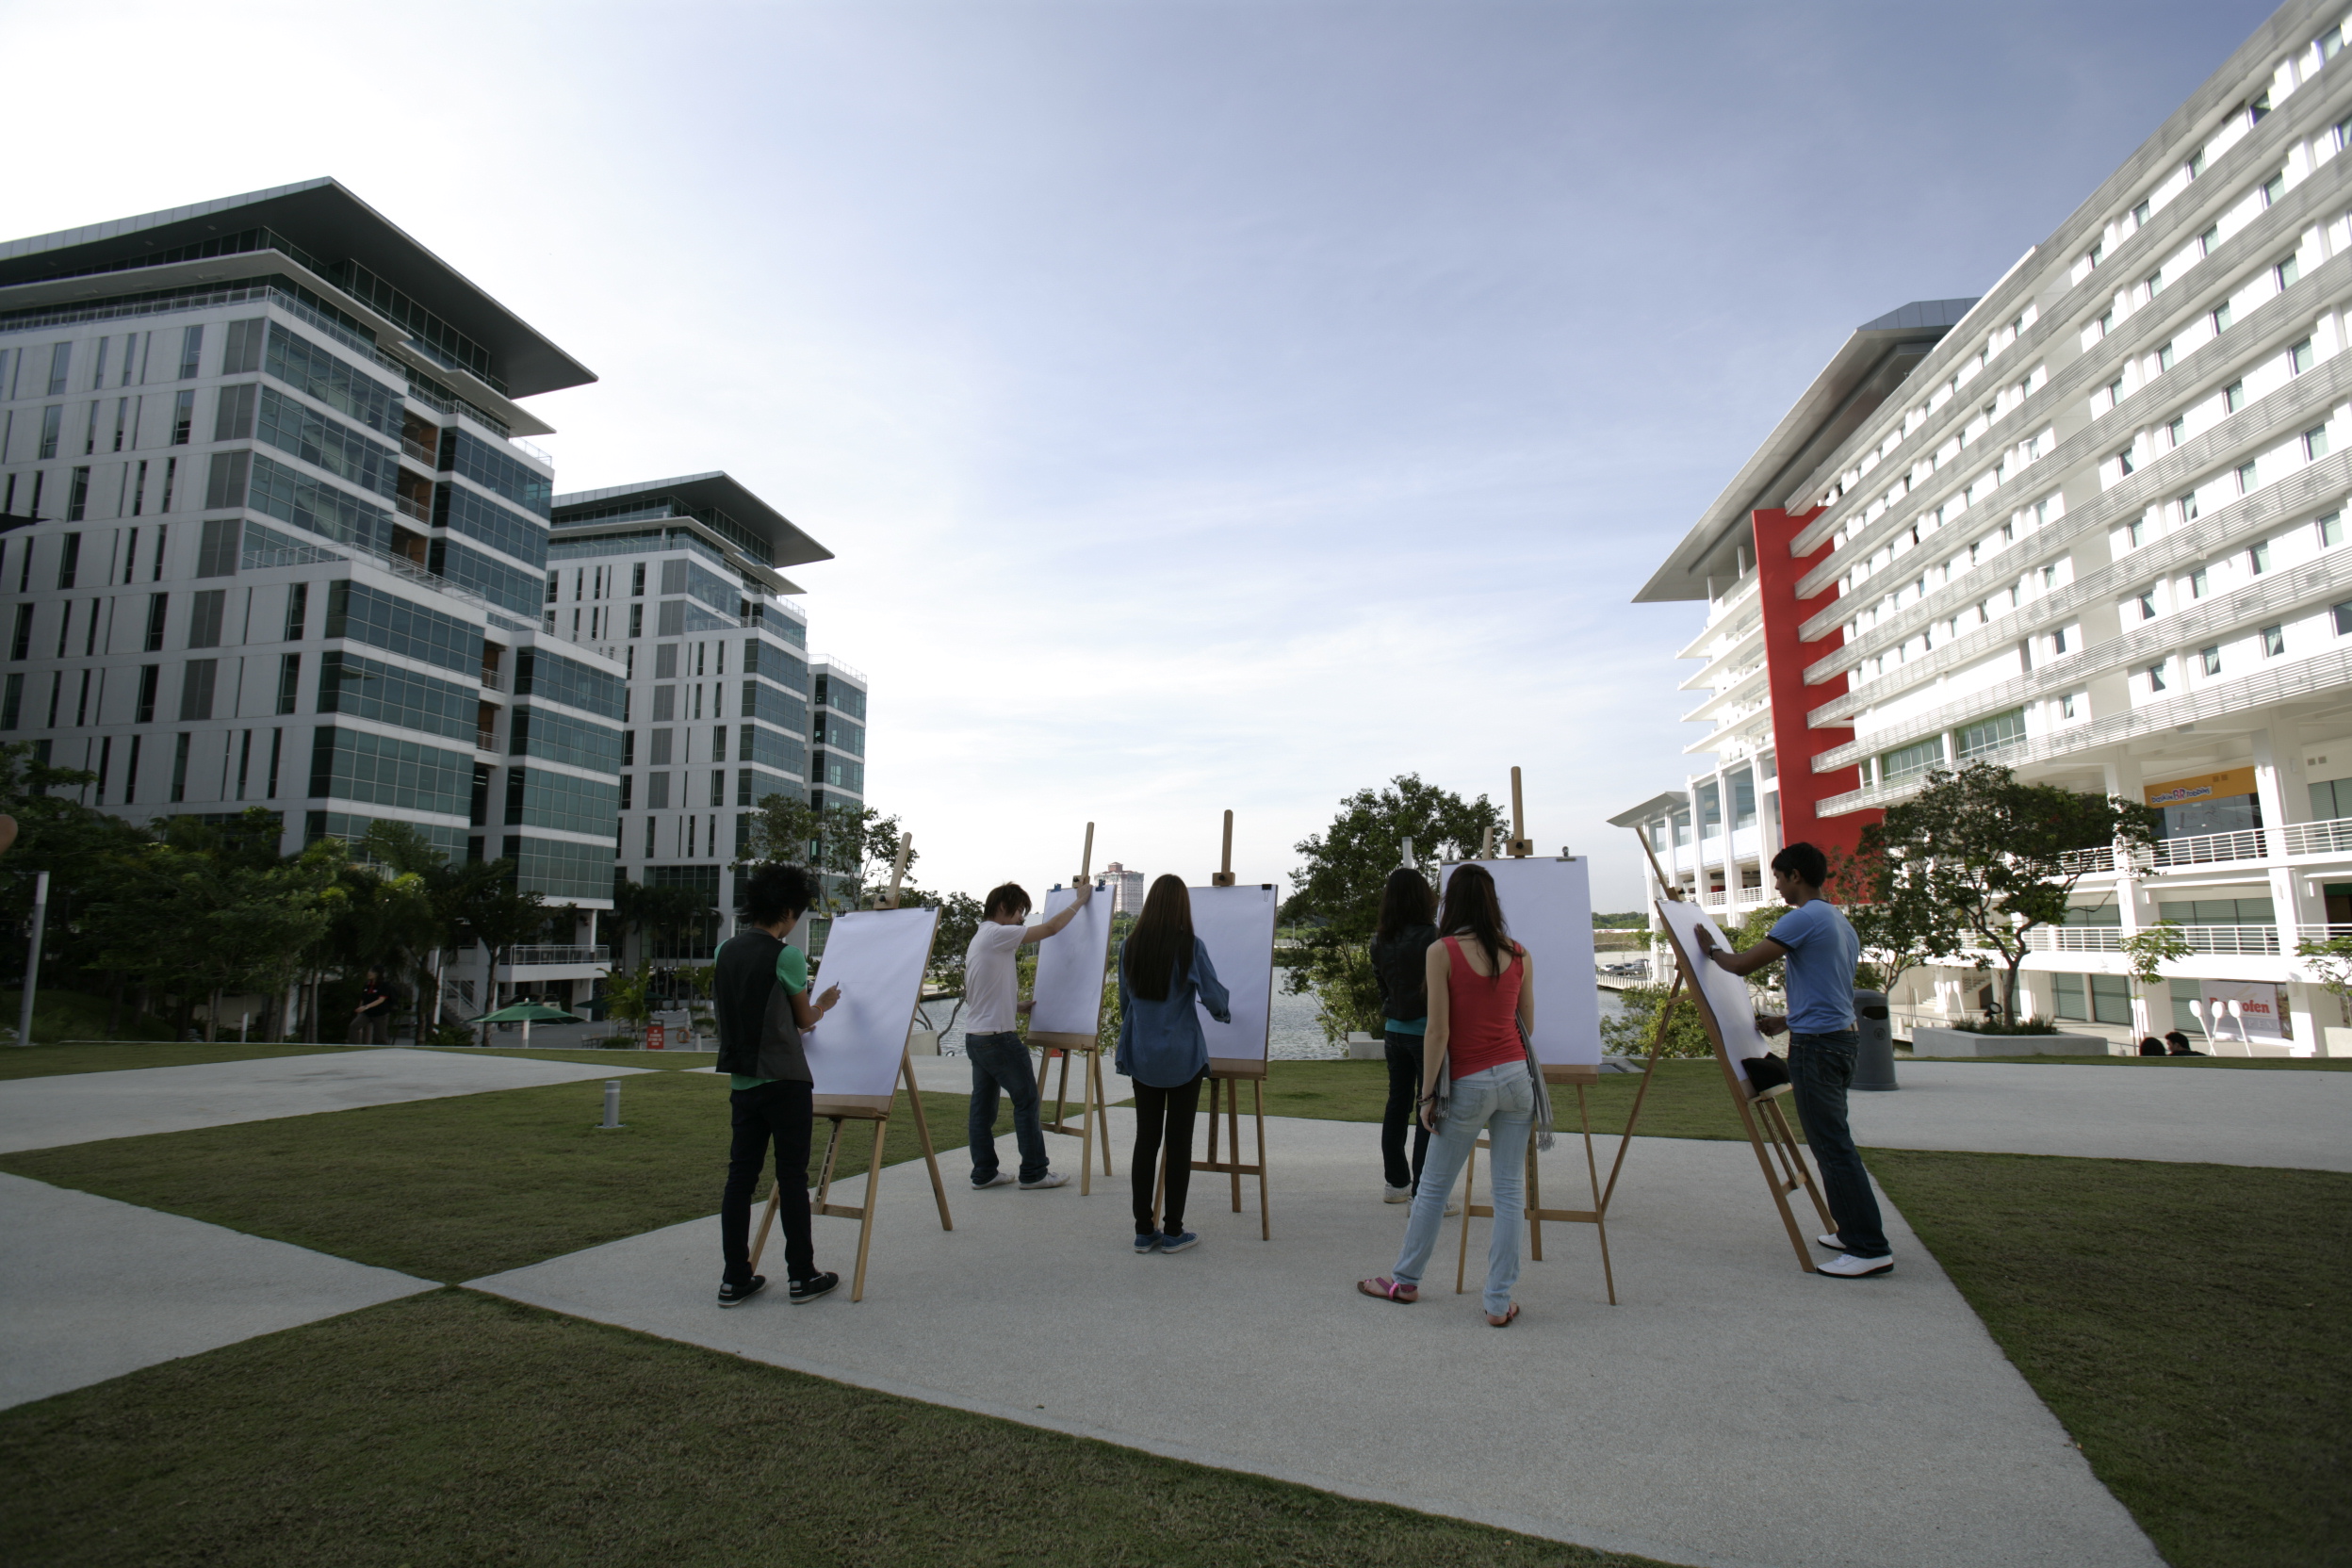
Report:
729,943,809,1090
1384,1017,1427,1036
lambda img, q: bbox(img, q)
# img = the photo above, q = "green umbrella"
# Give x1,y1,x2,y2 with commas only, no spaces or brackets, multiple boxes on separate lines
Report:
470,999,580,1049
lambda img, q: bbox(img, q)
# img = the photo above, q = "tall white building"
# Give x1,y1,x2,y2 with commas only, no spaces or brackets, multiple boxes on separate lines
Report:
543,474,841,967
1620,2,2352,1054
0,178,623,1016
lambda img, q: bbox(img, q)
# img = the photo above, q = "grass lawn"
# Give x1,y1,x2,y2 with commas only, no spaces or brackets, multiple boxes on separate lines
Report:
1870,1151,2350,1568
0,1041,362,1081
0,1074,999,1282
1262,1057,1762,1141
0,1289,1669,1568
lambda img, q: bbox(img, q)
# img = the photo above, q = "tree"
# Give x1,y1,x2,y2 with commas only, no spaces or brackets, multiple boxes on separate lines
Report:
457,869,549,1022
1858,764,2159,1024
359,821,507,1037
2119,920,2194,1036
1832,845,1972,1005
913,890,982,1035
1283,775,1505,1044
1597,983,1713,1059
2295,930,2352,1026
736,794,914,912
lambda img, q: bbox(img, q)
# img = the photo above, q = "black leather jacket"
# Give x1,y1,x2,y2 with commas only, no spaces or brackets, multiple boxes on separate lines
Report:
1369,923,1438,1025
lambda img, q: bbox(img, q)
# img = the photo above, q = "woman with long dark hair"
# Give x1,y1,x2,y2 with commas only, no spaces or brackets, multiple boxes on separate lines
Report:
1369,867,1440,1203
1115,874,1231,1255
1357,863,1537,1325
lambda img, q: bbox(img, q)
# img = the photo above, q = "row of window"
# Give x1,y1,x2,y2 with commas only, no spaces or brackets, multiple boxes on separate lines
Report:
621,766,798,811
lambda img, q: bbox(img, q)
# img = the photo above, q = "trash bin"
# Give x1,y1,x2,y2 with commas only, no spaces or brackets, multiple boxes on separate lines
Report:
1853,988,1897,1091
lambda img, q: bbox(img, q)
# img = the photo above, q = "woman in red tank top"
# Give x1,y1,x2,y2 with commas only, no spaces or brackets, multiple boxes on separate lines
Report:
1357,865,1538,1325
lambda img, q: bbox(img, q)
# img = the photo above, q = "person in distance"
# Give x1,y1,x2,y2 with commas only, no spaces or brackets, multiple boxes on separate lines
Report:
963,879,1093,1192
2138,1036,2168,1056
1358,862,1541,1326
1115,874,1230,1254
712,862,841,1309
1694,841,1892,1280
1369,867,1441,1206
2164,1030,2206,1057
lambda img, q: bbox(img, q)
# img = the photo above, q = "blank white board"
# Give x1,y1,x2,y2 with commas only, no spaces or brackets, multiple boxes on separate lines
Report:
1435,858,1602,1068
805,907,939,1099
1029,882,1113,1037
1652,898,1772,1084
1188,884,1278,1066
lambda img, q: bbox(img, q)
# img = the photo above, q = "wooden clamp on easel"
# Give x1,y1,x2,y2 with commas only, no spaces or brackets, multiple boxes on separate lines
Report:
1169,808,1270,1238
1608,829,1835,1273
1450,768,1614,1303
1035,820,1116,1193
748,831,954,1302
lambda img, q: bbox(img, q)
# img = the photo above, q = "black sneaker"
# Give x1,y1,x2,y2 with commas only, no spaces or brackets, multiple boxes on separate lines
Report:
790,1271,840,1305
717,1275,766,1308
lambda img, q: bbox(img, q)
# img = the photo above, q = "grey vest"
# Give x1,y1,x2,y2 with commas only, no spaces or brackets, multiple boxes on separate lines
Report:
756,983,812,1084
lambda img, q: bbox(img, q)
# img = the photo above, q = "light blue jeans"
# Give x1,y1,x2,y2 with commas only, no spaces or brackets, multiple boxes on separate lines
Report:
1392,1063,1535,1315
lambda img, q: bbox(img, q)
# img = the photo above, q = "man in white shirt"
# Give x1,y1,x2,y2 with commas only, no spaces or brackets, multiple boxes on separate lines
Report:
964,879,1092,1190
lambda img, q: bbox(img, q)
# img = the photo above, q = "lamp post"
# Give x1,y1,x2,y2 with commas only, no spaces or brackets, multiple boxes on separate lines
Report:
16,870,48,1049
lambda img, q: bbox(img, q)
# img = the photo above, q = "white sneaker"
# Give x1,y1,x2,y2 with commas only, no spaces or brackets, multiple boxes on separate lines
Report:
1816,1233,1850,1251
1446,1198,1462,1217
972,1172,1016,1190
1817,1251,1892,1279
1382,1184,1412,1203
1019,1171,1070,1190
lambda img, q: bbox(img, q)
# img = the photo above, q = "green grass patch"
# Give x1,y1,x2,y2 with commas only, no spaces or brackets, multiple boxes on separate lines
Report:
0,1041,361,1081
1263,1058,1762,1140
1870,1151,2350,1568
0,1075,998,1282
0,1289,1671,1568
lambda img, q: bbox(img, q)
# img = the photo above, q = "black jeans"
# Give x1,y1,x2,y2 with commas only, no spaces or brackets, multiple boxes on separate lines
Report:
1131,1070,1205,1235
1381,1031,1433,1192
1788,1030,1889,1259
721,1079,818,1285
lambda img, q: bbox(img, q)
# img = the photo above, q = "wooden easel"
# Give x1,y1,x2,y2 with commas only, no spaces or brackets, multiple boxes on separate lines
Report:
1035,821,1116,1194
1450,769,1615,1301
1184,809,1271,1238
1609,831,1835,1273
747,833,955,1301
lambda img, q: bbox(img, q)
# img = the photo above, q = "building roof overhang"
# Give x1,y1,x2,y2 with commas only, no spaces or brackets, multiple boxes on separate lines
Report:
0,178,595,400
1635,299,1978,604
551,471,834,571
1607,790,1691,827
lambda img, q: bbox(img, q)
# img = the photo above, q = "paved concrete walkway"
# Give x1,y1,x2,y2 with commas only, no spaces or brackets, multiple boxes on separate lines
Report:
471,1112,2158,1568
1852,1061,2352,1170
907,1049,1135,1103
0,1049,654,1154
0,1172,433,1411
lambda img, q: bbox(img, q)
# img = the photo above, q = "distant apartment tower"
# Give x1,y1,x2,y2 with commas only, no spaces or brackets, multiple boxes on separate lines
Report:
1101,860,1146,914
0,178,624,1012
1619,2,2352,1054
543,474,835,961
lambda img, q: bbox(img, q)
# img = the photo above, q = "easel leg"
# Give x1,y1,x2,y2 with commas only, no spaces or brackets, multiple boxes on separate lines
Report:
1580,1084,1616,1306
1734,1089,1815,1272
1077,1054,1094,1197
1093,1051,1114,1176
1049,1049,1071,1127
746,1181,782,1276
1455,1140,1479,1295
850,1118,887,1302
1253,1077,1269,1240
900,1053,954,1232
1226,1074,1243,1214
815,1116,847,1208
1602,972,1683,1215
1527,1123,1544,1263
1763,1095,1836,1231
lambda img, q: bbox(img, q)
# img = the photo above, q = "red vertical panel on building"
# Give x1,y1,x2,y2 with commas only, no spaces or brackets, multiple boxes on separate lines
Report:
1753,506,1879,863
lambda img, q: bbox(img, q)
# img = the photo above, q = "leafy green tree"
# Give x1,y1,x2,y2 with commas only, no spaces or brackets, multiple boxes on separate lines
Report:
1858,764,2158,1024
1283,775,1505,1044
912,890,982,1035
1597,982,1713,1059
736,794,914,912
2295,930,2352,1026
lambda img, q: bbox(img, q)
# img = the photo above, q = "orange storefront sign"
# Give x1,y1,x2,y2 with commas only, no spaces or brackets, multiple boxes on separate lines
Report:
2144,766,2259,808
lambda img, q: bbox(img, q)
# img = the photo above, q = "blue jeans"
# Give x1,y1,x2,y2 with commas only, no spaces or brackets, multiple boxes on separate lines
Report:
966,1031,1049,1185
1392,1064,1535,1315
1788,1030,1889,1259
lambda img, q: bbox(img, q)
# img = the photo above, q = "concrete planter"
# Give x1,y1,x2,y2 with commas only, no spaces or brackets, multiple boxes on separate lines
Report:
907,1029,941,1056
2322,1026,2352,1059
1910,1025,2112,1058
1345,1031,1385,1060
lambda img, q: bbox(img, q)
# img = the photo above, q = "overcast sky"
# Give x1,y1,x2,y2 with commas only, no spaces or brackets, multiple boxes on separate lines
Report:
8,0,2281,908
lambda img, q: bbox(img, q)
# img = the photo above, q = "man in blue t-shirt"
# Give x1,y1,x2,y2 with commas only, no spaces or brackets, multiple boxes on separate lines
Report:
1695,841,1891,1278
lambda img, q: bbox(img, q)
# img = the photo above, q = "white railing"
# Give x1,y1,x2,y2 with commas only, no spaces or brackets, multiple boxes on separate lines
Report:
2056,843,2124,874
2294,923,2352,945
504,945,611,966
2026,926,2125,952
2026,923,2285,956
477,727,498,752
2283,816,2352,856
2150,828,2267,867
1699,889,1729,907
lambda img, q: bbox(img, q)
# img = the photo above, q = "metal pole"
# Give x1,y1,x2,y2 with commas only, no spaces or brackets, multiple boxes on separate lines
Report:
598,1079,623,1129
17,870,48,1049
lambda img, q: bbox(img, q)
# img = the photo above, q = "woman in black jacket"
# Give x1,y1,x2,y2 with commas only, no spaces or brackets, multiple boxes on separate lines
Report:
1368,868,1439,1203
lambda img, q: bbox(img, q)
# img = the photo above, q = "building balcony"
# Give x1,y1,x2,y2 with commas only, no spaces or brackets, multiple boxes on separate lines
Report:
509,944,610,965
2023,923,2283,956
2054,817,2352,877
477,727,499,753
401,433,442,468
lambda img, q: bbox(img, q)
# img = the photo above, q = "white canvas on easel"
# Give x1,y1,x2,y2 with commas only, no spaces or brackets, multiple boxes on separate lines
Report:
1436,857,1602,1070
1030,883,1114,1037
1651,898,1774,1086
805,907,940,1104
1186,883,1277,1073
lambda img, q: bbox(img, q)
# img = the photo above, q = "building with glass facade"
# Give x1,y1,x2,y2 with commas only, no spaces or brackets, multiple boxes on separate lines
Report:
544,473,845,965
0,178,625,1016
1616,2,2352,1054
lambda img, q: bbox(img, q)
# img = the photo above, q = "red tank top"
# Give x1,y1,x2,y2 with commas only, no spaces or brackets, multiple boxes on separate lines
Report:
1442,937,1526,1079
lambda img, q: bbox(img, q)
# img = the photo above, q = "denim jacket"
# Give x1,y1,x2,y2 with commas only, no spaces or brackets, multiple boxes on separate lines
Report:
1115,936,1231,1088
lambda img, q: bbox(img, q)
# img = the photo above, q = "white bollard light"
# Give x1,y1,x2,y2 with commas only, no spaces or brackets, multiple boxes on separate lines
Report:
597,1080,623,1130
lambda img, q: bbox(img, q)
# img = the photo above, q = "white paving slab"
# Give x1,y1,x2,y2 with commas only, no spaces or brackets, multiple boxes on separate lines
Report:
471,1113,2158,1568
0,1172,434,1410
0,1048,655,1154
907,1049,1134,1102
1852,1061,2352,1170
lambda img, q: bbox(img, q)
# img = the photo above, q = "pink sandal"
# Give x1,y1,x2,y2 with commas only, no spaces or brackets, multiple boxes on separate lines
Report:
1486,1303,1520,1327
1357,1277,1417,1303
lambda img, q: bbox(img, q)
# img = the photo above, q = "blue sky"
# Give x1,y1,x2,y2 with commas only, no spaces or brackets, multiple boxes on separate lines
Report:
8,0,2280,907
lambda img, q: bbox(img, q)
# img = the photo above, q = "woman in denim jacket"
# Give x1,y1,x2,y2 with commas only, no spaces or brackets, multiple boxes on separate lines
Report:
1358,864,1535,1325
1115,874,1231,1255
